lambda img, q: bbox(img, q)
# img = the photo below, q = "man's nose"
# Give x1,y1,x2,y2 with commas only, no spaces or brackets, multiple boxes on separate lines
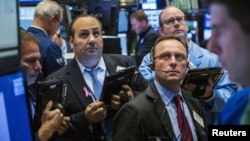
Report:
174,20,180,28
169,56,177,66
34,60,42,72
88,34,96,45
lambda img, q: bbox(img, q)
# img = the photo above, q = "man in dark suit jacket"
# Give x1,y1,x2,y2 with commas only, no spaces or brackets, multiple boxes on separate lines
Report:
20,29,68,141
27,0,65,77
47,15,148,141
130,10,160,66
113,36,207,141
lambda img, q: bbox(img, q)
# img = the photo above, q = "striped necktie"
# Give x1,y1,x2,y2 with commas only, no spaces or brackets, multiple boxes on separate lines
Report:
174,95,193,141
86,68,103,100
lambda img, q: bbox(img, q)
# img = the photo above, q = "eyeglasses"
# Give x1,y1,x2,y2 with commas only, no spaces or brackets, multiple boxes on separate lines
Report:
154,53,187,62
54,17,63,26
163,16,185,26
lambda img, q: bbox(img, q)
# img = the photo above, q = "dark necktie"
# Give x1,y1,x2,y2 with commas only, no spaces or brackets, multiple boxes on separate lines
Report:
135,37,142,53
86,68,103,100
174,95,193,141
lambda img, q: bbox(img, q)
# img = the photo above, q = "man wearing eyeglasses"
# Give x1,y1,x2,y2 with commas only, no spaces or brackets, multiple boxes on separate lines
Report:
113,36,207,141
27,0,65,77
139,6,238,125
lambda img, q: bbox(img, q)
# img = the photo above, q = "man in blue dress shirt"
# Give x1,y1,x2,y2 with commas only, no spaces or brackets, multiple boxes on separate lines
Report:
207,0,250,124
113,36,207,141
139,6,238,125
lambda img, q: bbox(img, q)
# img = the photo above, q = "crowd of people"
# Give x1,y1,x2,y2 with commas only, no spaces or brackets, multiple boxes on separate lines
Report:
18,0,250,141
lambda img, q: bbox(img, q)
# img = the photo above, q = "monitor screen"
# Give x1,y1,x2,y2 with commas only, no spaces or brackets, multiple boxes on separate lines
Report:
88,1,119,36
0,71,33,141
118,33,128,55
19,0,40,6
171,0,199,10
102,36,121,54
0,0,18,50
142,3,157,10
118,10,128,33
19,0,40,2
144,10,162,31
0,0,21,75
19,6,35,30
187,20,198,41
203,13,212,40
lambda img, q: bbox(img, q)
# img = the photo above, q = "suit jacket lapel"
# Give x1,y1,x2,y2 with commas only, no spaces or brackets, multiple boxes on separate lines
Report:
182,90,206,140
146,84,175,139
102,54,117,75
65,59,93,107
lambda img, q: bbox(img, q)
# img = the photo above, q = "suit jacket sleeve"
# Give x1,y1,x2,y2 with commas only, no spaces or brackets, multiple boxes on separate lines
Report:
135,29,160,66
113,103,143,141
104,54,148,93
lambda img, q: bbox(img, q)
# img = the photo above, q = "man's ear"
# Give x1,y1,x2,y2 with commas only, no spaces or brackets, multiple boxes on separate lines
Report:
159,27,164,35
48,16,55,26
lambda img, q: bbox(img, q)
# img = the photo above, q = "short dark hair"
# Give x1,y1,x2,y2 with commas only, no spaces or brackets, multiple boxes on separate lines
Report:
20,29,39,45
150,35,188,67
151,36,188,61
206,0,250,33
68,15,102,39
130,10,148,23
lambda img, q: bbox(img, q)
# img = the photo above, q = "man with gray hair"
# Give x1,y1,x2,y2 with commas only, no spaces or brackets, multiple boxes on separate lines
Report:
27,0,65,77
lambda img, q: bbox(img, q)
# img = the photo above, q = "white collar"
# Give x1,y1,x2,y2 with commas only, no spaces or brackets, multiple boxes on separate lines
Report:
76,57,106,73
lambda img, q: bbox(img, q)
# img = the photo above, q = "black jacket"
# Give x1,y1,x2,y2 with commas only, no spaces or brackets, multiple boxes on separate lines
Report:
47,54,148,141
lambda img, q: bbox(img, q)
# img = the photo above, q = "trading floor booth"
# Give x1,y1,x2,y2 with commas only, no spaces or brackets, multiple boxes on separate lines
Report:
0,0,34,140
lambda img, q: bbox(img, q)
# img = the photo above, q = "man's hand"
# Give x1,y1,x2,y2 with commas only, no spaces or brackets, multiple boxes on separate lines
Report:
183,77,214,99
38,101,64,141
110,94,121,110
57,116,70,135
85,101,107,123
200,78,214,99
122,84,134,100
110,84,134,110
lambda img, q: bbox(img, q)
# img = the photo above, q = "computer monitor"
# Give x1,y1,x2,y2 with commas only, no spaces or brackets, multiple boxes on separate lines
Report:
203,13,212,40
118,10,129,33
19,0,40,2
0,71,34,141
118,33,128,55
144,10,162,31
102,36,121,54
142,2,157,10
171,0,199,10
88,1,119,36
19,6,35,30
1,0,34,140
0,0,21,75
187,20,198,42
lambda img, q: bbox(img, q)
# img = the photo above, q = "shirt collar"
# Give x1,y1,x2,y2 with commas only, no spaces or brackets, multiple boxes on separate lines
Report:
154,80,183,105
76,57,106,73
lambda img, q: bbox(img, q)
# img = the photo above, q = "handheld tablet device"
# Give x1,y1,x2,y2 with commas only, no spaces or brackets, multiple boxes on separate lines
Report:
101,66,136,105
181,67,224,98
